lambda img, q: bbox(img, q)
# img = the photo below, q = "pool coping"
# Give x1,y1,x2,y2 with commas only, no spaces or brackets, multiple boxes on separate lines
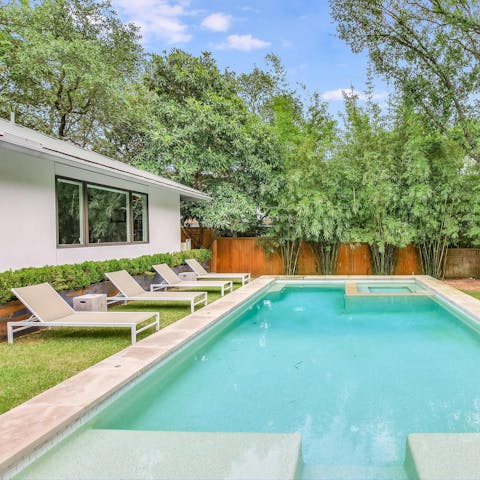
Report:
344,280,433,297
1,274,480,477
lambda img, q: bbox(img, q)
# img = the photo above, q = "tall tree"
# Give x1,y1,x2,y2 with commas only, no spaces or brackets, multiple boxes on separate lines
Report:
393,101,473,278
264,91,346,275
0,0,143,151
139,50,283,245
263,93,306,275
237,53,295,121
292,94,346,275
334,93,414,274
330,0,480,160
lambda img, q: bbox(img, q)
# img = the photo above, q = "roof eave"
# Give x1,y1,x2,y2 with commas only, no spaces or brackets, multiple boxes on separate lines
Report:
0,132,211,201
180,192,212,202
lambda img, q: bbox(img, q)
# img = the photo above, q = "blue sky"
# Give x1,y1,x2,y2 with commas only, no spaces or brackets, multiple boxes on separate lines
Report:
111,0,389,112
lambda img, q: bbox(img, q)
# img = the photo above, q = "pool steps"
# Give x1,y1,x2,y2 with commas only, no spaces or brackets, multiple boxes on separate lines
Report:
18,428,480,480
14,430,303,480
301,463,408,480
405,433,480,480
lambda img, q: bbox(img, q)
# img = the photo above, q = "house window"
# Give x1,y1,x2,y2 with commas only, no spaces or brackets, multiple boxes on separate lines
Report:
57,179,84,245
87,185,129,244
132,192,148,242
56,177,149,246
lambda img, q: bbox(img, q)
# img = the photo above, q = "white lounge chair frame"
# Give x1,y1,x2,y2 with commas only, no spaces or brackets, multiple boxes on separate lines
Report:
105,270,208,313
151,264,233,296
8,283,159,345
185,258,251,285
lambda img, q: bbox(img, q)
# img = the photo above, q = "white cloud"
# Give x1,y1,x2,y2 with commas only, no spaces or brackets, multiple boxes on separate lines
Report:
112,0,193,44
215,34,271,51
321,88,389,102
201,13,232,32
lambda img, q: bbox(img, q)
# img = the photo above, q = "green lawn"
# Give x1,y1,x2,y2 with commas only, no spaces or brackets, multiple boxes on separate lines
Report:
464,290,480,300
0,288,227,415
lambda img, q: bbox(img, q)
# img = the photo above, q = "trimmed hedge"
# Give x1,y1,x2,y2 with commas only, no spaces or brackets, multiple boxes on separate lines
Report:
0,249,212,304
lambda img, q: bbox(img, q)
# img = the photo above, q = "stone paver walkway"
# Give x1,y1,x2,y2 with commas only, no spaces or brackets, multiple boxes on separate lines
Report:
444,279,480,292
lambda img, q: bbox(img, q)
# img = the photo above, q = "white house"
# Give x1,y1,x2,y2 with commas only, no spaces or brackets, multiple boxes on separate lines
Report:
0,118,210,272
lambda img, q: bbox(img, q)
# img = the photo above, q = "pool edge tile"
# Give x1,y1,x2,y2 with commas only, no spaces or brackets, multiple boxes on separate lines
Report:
0,276,276,476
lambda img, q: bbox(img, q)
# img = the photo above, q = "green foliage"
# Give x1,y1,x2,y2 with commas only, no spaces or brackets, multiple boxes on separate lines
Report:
330,0,480,160
399,124,472,277
262,80,479,278
264,86,347,275
462,168,480,246
0,249,211,304
334,94,414,274
137,49,283,240
0,0,144,153
238,53,293,119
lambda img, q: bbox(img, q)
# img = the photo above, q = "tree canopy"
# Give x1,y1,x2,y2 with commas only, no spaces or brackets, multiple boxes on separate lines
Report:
137,50,283,245
330,0,480,160
0,0,143,150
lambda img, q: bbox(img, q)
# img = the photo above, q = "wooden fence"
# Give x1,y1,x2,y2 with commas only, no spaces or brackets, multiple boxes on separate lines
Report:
182,229,478,278
445,249,480,278
210,238,422,277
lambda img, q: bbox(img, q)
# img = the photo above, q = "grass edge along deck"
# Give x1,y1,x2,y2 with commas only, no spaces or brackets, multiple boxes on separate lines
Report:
2,275,480,480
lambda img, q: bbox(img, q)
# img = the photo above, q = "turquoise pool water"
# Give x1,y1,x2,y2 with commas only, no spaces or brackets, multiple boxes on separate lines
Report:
356,281,426,293
90,283,480,470
366,286,412,293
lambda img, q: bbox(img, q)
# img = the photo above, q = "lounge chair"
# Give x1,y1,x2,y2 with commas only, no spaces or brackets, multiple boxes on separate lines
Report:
8,283,159,345
152,264,233,296
185,258,251,286
105,270,207,313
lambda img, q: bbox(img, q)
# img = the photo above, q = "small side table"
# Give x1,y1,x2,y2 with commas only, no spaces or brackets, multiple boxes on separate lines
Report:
178,272,198,281
73,294,107,312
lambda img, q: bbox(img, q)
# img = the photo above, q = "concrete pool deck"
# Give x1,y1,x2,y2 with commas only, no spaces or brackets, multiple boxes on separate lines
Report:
444,278,480,292
1,275,480,479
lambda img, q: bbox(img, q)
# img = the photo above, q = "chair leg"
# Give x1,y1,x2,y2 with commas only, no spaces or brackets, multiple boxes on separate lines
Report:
131,327,136,345
7,324,13,344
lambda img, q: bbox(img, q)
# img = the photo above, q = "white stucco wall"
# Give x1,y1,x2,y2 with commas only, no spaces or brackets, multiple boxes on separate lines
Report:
0,147,181,272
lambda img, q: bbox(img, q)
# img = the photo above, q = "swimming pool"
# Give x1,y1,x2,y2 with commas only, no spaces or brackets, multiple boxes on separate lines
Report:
11,279,480,479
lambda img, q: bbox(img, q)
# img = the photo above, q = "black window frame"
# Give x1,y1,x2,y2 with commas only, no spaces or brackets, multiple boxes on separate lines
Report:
55,176,149,248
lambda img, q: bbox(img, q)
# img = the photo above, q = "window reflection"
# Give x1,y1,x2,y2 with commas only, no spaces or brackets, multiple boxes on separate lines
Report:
87,185,129,243
132,193,148,242
56,178,149,246
57,179,83,245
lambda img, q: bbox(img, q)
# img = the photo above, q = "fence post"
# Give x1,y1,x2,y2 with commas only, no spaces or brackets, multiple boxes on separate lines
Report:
211,238,218,273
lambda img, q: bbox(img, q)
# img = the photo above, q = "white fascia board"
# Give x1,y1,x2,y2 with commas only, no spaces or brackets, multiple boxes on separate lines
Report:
0,132,211,202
